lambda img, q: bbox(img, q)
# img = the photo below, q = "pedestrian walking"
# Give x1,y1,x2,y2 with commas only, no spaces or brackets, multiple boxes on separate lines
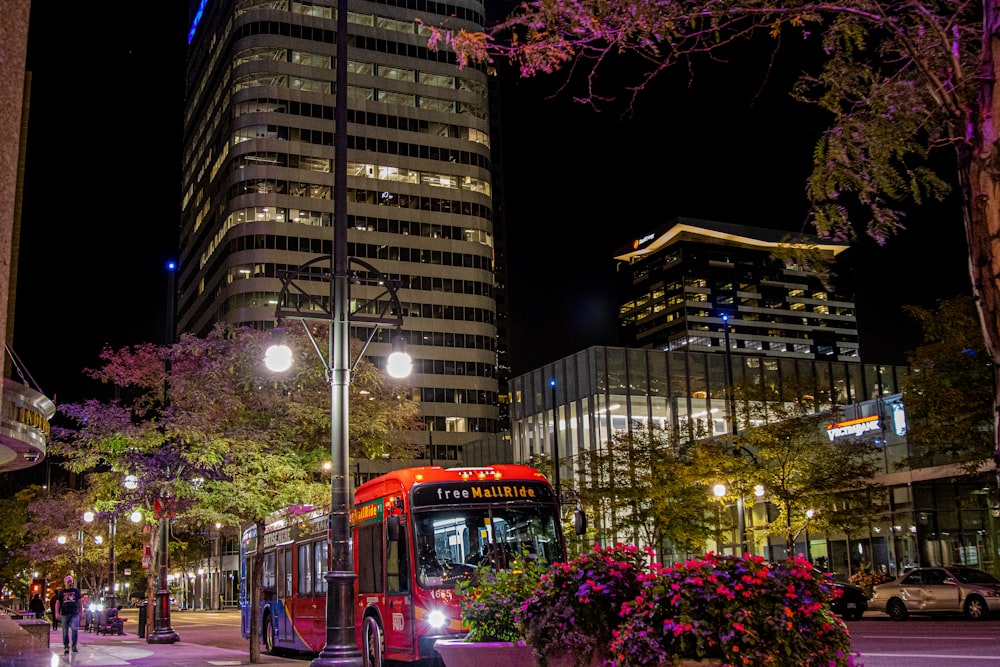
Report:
54,575,81,654
28,593,45,619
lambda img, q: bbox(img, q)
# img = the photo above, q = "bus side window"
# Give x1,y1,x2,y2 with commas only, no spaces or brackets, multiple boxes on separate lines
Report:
357,523,384,594
298,542,313,595
313,541,328,594
260,551,277,600
387,527,409,594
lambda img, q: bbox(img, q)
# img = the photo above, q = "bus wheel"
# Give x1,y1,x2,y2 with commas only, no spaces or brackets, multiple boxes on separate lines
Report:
361,615,383,667
263,614,276,654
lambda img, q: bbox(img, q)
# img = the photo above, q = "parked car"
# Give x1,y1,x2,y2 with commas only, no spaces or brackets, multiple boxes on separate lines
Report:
869,565,1000,621
829,580,868,621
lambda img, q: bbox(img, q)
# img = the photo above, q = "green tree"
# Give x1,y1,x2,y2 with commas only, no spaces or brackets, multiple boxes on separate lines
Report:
0,487,38,601
577,425,713,560
48,323,421,661
712,406,885,557
902,295,995,474
433,0,1000,488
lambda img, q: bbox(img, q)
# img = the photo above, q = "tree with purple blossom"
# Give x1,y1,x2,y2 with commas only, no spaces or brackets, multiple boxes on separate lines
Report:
48,322,421,660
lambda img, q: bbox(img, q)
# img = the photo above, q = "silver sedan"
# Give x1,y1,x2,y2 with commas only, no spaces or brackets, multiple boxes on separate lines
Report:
870,566,1000,621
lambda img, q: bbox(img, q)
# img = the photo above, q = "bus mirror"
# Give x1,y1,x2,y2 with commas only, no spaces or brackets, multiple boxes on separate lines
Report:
573,508,587,536
387,515,400,542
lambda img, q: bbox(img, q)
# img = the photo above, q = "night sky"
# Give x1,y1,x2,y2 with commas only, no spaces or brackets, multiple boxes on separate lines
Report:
13,6,973,407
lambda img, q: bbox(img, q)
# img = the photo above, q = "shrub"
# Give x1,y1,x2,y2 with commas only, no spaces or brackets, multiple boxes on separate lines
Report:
848,563,888,599
456,547,859,667
609,553,858,666
520,543,649,667
456,552,548,642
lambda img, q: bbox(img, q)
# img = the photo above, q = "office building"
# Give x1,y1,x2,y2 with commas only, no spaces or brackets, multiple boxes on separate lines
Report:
615,218,860,362
511,345,903,479
178,0,501,462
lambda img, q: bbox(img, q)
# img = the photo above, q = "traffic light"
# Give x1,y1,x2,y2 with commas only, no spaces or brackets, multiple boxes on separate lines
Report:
30,578,45,597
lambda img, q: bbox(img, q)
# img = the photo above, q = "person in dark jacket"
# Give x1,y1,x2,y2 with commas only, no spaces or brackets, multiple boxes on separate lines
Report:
28,594,45,619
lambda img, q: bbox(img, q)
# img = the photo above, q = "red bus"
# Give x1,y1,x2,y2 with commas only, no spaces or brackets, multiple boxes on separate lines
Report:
240,465,567,664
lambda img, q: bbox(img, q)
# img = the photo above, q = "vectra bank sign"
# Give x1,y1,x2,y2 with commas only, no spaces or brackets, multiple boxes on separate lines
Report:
826,415,881,441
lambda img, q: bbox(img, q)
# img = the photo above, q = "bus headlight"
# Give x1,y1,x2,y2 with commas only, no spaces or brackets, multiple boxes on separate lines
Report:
427,609,448,629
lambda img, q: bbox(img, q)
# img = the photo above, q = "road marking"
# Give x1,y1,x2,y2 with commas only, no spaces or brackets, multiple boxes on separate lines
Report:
860,635,998,641
861,654,1000,661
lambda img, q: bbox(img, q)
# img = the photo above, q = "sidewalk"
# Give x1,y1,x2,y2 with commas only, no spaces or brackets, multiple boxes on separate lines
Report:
0,614,300,667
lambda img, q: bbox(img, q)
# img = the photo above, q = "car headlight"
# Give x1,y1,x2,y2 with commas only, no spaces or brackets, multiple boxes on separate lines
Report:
427,609,448,629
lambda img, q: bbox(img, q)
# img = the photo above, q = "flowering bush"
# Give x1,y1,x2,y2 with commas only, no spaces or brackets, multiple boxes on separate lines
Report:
609,553,858,666
520,543,650,667
456,553,548,642
456,547,858,667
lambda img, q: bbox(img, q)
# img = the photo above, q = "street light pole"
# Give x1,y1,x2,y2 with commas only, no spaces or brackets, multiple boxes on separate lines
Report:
265,3,409,660
721,313,747,555
149,260,180,644
109,516,116,609
713,483,726,554
309,0,358,662
550,379,561,517
214,524,222,610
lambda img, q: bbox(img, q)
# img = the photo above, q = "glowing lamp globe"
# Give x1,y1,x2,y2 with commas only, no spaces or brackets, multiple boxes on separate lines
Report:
264,343,294,372
386,350,412,379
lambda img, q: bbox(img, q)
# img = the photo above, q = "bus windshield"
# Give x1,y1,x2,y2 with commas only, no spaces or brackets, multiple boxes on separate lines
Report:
412,505,561,589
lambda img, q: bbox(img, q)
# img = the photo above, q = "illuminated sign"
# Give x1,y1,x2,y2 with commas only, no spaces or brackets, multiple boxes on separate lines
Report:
350,499,383,526
826,415,881,441
632,233,656,250
188,0,209,44
412,481,554,508
262,526,291,548
5,400,50,437
891,401,907,436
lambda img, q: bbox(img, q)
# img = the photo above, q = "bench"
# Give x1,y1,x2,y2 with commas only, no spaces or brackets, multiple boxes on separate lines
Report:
96,611,126,635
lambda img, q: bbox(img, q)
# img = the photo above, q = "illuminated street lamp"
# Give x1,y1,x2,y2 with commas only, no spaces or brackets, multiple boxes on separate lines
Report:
264,2,410,658
266,306,410,667
148,260,180,645
804,509,816,563
713,483,727,553
83,509,142,610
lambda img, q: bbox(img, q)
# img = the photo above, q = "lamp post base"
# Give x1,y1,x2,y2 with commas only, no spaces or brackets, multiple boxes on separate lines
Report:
310,648,364,667
148,586,179,644
309,569,362,667
147,630,181,644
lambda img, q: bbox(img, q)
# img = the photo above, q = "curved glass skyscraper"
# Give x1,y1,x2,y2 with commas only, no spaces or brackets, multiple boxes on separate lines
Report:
179,0,501,464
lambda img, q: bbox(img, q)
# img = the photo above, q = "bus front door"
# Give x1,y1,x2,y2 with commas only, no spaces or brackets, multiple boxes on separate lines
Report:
384,525,415,656
277,545,294,644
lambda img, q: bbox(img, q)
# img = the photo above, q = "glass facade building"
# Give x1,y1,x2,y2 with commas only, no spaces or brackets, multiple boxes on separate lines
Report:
509,346,999,579
510,346,903,470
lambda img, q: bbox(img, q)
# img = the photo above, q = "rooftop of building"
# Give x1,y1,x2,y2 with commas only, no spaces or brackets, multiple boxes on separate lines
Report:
614,217,851,262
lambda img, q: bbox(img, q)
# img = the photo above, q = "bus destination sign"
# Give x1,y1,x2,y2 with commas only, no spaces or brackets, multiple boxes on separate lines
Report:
411,481,554,508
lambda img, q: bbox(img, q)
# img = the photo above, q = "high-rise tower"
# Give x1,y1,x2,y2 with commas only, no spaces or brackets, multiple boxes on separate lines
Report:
616,218,859,362
179,0,500,462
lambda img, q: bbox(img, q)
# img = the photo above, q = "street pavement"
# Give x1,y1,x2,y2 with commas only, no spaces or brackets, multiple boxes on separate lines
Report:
0,612,301,667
